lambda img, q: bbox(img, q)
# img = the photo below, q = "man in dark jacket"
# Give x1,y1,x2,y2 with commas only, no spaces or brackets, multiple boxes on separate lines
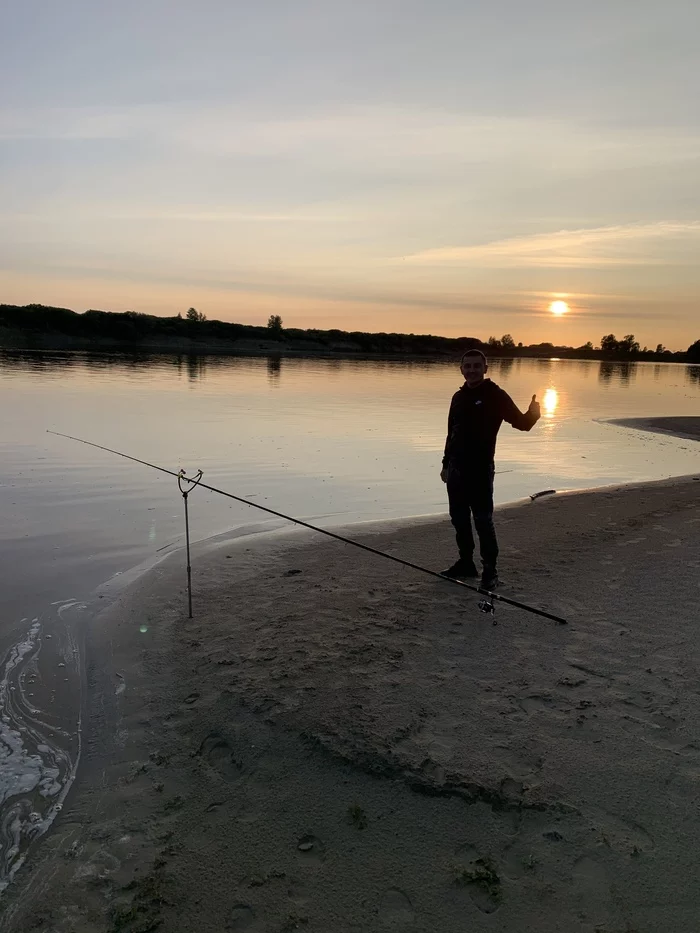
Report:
441,349,540,589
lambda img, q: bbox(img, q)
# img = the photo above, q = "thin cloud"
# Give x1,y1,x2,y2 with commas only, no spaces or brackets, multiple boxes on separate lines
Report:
0,205,352,225
111,210,347,223
4,105,699,172
515,290,643,302
398,222,700,268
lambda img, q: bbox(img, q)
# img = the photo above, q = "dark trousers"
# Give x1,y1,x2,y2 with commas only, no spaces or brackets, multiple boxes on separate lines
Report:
446,462,498,569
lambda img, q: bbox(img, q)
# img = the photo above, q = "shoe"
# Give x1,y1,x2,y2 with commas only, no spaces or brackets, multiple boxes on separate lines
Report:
480,567,499,590
441,558,479,579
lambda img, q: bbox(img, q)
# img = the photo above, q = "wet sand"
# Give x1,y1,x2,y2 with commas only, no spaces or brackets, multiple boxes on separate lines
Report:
610,416,700,443
3,469,700,931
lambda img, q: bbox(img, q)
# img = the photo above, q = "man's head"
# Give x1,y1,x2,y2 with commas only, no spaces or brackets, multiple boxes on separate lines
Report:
460,349,488,387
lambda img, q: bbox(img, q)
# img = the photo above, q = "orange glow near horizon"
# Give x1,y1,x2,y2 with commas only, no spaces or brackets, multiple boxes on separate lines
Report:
0,272,695,350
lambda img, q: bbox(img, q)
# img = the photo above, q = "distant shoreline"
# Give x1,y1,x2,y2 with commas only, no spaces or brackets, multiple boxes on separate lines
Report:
2,302,697,364
0,336,696,366
2,333,468,363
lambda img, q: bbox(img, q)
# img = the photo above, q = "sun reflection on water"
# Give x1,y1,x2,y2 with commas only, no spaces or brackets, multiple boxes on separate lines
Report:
543,387,559,417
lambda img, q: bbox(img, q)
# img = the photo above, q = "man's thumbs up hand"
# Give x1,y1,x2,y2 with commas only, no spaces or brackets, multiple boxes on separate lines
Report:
529,394,541,419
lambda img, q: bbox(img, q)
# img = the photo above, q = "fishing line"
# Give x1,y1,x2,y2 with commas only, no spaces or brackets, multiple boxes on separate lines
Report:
47,430,567,625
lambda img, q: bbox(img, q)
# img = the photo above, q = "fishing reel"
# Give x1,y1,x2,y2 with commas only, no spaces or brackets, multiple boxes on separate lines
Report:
478,597,497,624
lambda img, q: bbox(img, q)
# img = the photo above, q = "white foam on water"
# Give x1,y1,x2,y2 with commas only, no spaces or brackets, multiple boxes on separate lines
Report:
0,606,82,894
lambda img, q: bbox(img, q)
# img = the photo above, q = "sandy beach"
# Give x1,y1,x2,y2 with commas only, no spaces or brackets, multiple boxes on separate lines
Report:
3,422,700,932
610,417,700,443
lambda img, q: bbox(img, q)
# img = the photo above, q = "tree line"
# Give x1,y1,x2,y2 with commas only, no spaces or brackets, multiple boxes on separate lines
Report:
1,303,698,363
484,331,700,362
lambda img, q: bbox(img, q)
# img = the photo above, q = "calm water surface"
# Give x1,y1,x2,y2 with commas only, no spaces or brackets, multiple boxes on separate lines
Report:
2,351,699,624
0,350,699,890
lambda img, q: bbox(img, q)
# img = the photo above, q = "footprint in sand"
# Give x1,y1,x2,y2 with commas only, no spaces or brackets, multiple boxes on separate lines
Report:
501,845,530,881
198,732,242,779
571,856,614,924
519,693,567,712
517,693,576,720
227,904,255,930
614,698,696,757
453,844,502,914
72,846,121,883
378,888,415,926
558,676,586,688
572,855,608,893
499,776,526,800
238,809,261,825
297,834,325,863
622,715,699,757
586,810,654,854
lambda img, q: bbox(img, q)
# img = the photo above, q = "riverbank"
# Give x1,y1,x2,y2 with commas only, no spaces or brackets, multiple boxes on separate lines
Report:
4,470,700,932
0,328,456,362
2,302,696,363
611,416,700,442
1,331,695,365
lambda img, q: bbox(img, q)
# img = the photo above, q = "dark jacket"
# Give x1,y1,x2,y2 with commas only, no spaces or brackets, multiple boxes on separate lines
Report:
442,378,539,467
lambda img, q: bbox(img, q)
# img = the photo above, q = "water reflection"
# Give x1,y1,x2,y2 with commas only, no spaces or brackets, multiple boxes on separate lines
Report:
598,362,614,384
4,350,697,391
598,361,637,385
267,355,282,385
543,387,559,417
186,355,206,381
618,363,637,384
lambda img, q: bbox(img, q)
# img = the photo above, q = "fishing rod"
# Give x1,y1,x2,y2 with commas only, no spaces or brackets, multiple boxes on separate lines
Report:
47,430,567,625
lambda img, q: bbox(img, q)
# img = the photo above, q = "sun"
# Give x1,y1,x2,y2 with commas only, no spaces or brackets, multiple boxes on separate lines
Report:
549,300,569,316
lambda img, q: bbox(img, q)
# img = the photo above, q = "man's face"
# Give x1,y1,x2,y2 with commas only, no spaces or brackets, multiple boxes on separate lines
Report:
460,355,487,386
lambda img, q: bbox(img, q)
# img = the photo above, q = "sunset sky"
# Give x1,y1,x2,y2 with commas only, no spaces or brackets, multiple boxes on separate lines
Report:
2,1,699,349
